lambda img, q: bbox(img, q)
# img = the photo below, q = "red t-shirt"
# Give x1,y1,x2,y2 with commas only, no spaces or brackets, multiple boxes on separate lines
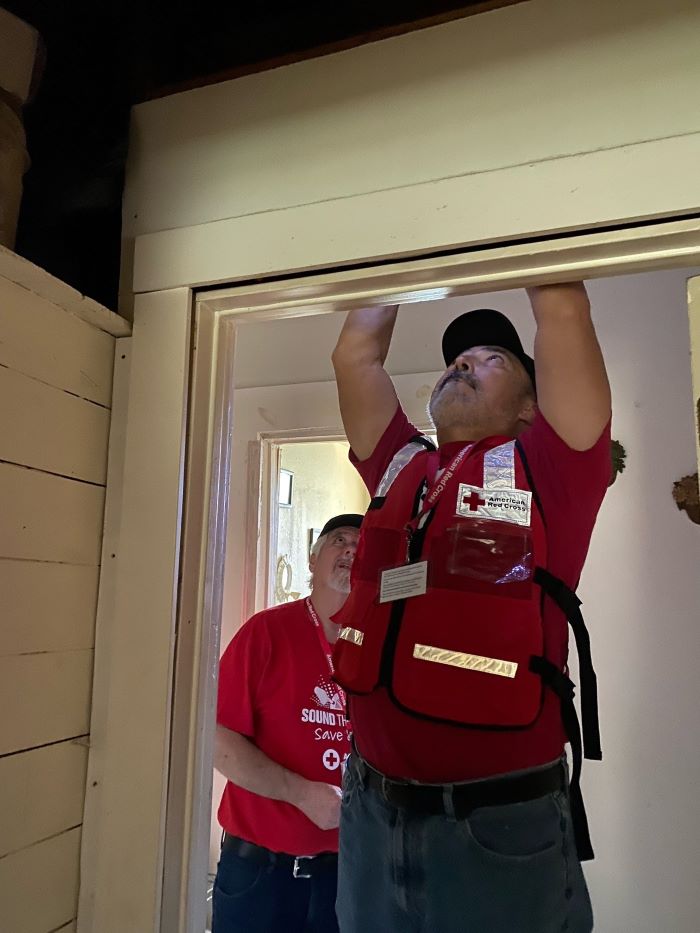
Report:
217,599,351,854
348,405,610,783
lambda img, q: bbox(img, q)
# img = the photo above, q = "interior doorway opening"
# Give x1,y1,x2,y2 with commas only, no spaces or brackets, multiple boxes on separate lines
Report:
205,437,369,928
198,264,700,933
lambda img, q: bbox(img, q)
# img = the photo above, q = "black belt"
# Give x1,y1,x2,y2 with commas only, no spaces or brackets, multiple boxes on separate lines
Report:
222,833,337,879
359,758,566,820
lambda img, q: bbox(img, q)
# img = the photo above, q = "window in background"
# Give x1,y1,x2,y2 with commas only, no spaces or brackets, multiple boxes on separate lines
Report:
271,440,369,606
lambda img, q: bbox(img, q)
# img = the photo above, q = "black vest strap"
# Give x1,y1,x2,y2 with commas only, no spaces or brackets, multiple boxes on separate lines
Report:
529,656,594,861
534,567,602,762
410,434,437,451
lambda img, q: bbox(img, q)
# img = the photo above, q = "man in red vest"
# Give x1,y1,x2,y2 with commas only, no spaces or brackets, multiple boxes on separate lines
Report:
331,283,611,933
213,514,362,933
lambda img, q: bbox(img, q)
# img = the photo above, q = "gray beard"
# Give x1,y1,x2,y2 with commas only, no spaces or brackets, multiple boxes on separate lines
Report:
429,383,515,439
328,568,351,594
428,395,481,435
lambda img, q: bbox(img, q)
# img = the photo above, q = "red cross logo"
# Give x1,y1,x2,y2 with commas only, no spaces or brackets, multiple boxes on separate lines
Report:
462,489,486,512
323,749,341,771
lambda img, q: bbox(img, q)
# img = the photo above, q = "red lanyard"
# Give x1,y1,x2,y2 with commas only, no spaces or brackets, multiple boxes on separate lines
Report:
305,597,335,675
406,444,472,536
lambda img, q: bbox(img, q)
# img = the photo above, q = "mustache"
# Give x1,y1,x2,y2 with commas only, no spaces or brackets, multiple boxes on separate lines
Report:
438,371,478,391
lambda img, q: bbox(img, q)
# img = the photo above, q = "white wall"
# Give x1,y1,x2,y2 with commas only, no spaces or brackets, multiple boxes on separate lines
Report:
124,0,700,296
577,271,700,933
126,0,700,236
216,268,700,932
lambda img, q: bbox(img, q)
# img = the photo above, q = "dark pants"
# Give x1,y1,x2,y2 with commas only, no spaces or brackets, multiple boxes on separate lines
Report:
337,755,593,933
212,837,339,933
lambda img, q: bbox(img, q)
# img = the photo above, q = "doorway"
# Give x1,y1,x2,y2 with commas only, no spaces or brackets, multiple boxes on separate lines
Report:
196,264,700,933
207,435,369,914
81,218,700,933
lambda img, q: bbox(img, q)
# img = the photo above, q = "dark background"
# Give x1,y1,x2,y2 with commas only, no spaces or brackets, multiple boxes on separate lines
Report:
3,1,524,308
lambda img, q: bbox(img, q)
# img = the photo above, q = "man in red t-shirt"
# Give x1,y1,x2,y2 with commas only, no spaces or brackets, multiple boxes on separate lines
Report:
331,284,611,933
213,514,362,933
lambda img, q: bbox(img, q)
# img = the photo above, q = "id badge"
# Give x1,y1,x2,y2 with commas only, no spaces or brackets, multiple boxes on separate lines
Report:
379,561,428,603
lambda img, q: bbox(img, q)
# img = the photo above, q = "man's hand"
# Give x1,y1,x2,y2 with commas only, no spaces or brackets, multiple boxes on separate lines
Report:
215,726,342,829
292,778,342,830
527,282,611,451
332,305,400,460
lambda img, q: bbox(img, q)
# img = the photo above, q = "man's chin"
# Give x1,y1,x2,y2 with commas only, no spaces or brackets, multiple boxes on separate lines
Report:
431,403,479,433
329,572,351,594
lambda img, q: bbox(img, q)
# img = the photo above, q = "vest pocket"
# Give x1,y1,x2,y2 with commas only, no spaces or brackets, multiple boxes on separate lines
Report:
390,589,544,728
429,522,533,600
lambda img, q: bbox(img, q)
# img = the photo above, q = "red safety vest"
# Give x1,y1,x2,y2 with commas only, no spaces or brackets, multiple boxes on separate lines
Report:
333,433,602,860
333,434,551,725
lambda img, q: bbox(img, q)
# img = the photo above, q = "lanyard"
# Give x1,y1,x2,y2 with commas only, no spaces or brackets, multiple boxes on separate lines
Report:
305,597,335,675
406,444,472,536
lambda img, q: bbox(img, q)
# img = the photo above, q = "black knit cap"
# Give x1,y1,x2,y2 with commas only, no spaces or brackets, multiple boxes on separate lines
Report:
442,308,536,389
319,513,363,537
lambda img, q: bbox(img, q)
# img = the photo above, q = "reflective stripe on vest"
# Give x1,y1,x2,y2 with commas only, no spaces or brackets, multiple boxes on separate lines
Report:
377,438,519,501
484,441,516,488
375,438,432,497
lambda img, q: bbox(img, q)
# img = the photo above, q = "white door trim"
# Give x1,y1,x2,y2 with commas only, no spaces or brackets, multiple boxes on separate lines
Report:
198,216,700,321
132,132,700,294
78,288,192,933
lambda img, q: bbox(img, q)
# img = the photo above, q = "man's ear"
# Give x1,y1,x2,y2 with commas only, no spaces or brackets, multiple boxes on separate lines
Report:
518,396,537,429
308,552,317,576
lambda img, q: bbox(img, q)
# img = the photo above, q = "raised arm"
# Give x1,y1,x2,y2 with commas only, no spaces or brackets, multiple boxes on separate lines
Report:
527,282,611,451
332,305,400,460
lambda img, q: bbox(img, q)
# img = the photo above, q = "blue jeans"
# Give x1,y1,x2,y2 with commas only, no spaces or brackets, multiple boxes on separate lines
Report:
212,841,339,933
337,756,593,933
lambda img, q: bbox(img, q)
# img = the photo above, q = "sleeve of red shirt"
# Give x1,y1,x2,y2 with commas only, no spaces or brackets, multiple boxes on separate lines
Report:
518,412,611,577
349,404,420,495
217,613,272,738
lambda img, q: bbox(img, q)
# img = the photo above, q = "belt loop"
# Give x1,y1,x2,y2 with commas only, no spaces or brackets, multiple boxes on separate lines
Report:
293,856,312,879
442,784,457,822
559,756,568,790
380,774,391,801
352,752,369,789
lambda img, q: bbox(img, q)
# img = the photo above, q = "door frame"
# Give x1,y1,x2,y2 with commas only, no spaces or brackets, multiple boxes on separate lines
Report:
82,217,700,933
